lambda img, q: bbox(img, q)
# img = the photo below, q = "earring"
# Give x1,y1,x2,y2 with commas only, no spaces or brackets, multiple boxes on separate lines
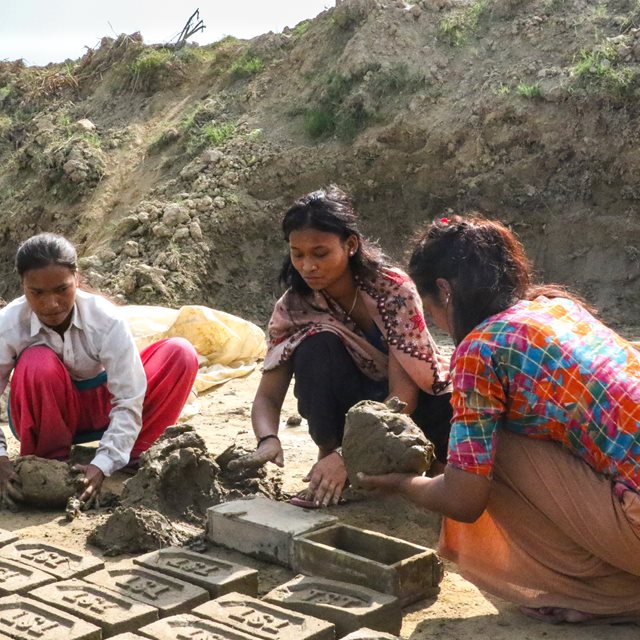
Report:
446,294,451,304
349,251,354,256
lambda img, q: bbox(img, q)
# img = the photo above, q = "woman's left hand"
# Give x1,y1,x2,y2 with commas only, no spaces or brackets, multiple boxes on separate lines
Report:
72,463,105,507
304,452,348,507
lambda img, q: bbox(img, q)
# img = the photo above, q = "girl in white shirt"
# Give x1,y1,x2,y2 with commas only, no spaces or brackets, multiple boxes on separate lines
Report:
0,233,198,508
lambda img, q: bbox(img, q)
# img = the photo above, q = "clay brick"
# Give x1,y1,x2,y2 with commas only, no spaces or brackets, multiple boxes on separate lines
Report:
193,592,335,640
206,496,337,566
0,595,101,640
84,560,209,616
134,547,258,598
0,531,17,548
263,574,401,637
342,630,399,639
293,523,443,606
0,539,103,579
30,578,158,636
0,558,55,596
138,613,258,640
108,635,148,640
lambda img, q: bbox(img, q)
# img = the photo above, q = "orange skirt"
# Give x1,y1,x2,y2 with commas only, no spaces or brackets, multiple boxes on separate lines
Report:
439,430,640,614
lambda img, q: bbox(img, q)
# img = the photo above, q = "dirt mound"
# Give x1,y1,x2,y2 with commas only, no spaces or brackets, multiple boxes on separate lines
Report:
88,505,198,556
0,1,639,327
13,456,80,508
88,424,284,555
342,399,435,488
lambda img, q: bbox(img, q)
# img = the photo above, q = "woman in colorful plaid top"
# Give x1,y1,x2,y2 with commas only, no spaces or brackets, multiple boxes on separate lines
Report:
360,215,640,624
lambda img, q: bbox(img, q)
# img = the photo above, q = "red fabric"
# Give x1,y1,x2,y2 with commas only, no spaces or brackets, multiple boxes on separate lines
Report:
10,337,198,462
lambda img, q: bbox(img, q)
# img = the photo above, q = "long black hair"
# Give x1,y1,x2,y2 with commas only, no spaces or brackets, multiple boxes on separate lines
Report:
409,215,586,344
279,184,389,294
16,233,77,277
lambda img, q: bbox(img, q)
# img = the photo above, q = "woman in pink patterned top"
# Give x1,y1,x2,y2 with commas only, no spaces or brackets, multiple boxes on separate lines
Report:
233,185,451,508
360,215,640,624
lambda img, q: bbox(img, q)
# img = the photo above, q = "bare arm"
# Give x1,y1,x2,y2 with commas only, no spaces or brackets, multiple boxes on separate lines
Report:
386,350,419,414
358,464,491,523
228,364,293,471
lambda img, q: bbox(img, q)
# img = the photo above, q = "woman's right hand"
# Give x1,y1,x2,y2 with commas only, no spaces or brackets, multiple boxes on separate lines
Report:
0,455,23,510
227,437,285,471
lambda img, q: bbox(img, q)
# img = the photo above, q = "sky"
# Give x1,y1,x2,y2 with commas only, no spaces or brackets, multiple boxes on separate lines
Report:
0,1,332,66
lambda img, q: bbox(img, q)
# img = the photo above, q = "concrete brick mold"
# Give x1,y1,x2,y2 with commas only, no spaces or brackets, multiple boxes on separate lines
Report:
29,578,159,637
0,540,104,579
138,613,259,640
134,547,258,598
293,523,443,606
193,592,335,640
263,574,401,637
207,496,338,567
0,558,55,596
0,595,101,640
84,560,209,616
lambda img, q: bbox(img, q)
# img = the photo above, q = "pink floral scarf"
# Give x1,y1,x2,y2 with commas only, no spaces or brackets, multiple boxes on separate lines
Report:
264,267,451,395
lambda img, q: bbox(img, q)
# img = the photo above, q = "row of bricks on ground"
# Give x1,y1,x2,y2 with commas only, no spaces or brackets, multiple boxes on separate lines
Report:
0,497,442,638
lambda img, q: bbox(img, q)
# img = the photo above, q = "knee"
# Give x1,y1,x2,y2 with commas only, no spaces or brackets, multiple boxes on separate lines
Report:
14,346,64,379
294,332,345,368
161,337,199,372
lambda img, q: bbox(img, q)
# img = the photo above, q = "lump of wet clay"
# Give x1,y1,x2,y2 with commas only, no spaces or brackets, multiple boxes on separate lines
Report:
342,398,435,487
13,456,81,508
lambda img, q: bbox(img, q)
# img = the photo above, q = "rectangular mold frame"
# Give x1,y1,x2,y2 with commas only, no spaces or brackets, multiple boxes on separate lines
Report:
293,523,443,606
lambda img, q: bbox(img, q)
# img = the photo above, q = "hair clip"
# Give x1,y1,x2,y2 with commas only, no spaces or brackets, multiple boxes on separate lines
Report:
439,217,450,224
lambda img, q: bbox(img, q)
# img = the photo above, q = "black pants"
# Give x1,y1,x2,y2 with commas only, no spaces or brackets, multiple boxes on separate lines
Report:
292,332,452,463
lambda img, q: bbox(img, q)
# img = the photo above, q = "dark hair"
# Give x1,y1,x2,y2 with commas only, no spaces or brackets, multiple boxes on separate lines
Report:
16,233,77,277
409,214,586,344
279,184,389,293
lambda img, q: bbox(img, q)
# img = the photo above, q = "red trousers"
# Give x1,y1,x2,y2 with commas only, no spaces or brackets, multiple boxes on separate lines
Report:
9,337,198,461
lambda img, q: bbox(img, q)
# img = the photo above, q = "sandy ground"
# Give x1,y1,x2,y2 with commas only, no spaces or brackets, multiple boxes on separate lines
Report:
1,360,639,640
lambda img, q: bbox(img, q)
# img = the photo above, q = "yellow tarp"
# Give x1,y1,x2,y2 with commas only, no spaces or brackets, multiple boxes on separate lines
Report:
120,304,267,393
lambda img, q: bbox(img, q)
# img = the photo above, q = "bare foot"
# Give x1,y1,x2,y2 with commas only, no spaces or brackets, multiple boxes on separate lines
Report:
520,607,596,623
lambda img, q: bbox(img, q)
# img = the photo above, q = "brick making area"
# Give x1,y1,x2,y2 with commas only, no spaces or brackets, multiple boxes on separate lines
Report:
0,496,443,639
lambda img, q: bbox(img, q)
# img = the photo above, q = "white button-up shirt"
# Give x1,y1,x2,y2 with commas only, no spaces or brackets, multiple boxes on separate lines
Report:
0,290,146,476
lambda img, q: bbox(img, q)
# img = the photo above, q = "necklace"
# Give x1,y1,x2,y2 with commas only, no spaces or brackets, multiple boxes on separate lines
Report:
346,286,359,316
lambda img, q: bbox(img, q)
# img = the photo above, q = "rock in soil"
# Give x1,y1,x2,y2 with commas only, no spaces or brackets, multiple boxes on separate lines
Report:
342,399,435,488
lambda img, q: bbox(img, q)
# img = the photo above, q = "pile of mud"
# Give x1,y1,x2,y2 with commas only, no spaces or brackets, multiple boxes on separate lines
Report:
342,398,435,488
13,456,80,508
90,424,283,555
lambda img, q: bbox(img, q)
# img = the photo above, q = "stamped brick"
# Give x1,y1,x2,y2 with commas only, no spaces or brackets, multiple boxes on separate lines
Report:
193,592,334,640
138,613,259,640
84,560,209,616
0,539,103,580
134,548,258,598
0,558,55,596
0,595,100,640
263,574,401,637
108,635,148,640
293,523,443,606
30,578,158,636
0,531,17,548
342,629,400,639
206,496,337,567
